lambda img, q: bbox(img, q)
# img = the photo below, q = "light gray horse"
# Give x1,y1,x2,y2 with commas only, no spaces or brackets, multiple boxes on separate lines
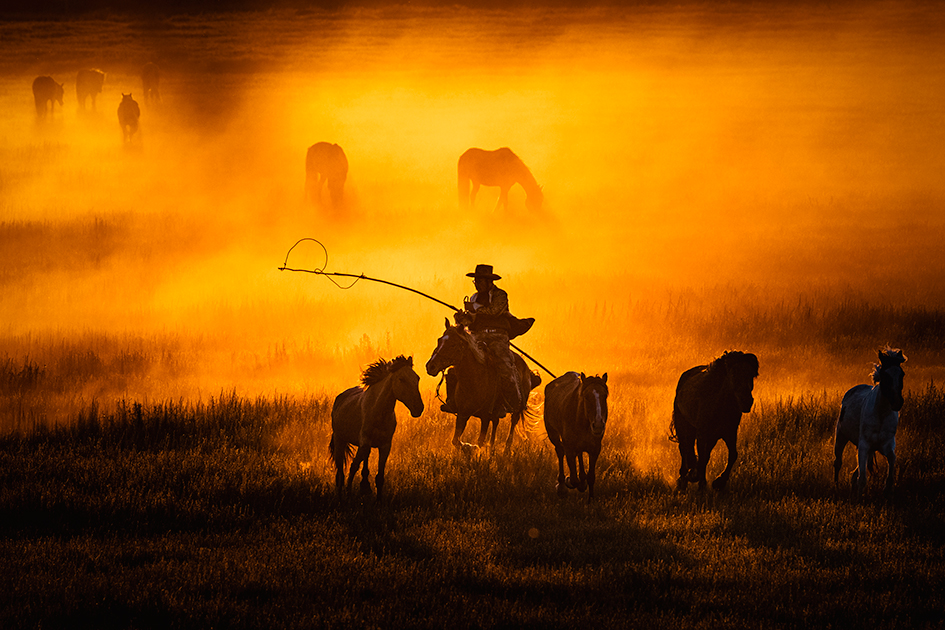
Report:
834,347,906,497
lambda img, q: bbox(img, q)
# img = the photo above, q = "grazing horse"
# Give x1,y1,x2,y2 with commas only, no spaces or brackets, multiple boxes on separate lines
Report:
329,355,424,501
425,319,540,453
76,69,105,111
457,147,543,213
117,94,140,141
32,76,64,118
141,62,161,103
671,351,759,491
544,372,609,501
306,142,348,209
834,348,906,498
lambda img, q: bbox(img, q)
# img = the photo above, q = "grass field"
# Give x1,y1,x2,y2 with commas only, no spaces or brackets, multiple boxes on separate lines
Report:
3,3,945,628
1,379,944,628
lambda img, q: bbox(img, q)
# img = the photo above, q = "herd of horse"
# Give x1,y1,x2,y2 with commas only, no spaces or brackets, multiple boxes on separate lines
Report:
329,335,907,503
30,71,544,212
31,64,159,142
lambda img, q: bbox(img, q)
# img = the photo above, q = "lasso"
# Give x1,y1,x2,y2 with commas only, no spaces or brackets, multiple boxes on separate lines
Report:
278,238,556,378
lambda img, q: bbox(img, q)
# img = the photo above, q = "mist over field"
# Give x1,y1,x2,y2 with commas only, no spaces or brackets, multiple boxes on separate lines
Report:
2,2,945,441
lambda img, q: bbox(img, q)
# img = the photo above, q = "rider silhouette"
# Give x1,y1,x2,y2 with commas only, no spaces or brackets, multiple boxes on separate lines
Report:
445,264,524,416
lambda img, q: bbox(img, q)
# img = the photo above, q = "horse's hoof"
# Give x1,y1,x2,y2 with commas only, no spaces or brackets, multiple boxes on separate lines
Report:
565,476,576,490
575,481,588,493
555,483,568,497
675,478,688,493
711,478,728,491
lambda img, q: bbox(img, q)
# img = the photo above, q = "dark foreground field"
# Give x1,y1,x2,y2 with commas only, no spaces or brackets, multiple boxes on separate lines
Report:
2,385,944,629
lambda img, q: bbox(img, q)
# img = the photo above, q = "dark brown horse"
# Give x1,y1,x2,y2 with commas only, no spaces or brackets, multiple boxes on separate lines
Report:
76,69,105,111
425,319,540,453
329,355,424,501
544,371,609,501
671,351,759,491
32,76,64,118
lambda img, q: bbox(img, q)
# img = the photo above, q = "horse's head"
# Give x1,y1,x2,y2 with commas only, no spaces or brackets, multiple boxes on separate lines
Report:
426,318,481,377
579,372,609,437
876,347,906,412
722,351,759,413
390,355,424,418
525,186,544,212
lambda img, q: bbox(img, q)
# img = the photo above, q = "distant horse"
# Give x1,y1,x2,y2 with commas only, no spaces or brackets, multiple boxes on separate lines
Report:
117,94,140,142
834,347,906,498
671,351,760,491
329,355,424,501
141,62,161,103
457,147,543,213
305,142,348,209
32,76,64,118
76,69,105,111
544,371,609,501
425,319,540,454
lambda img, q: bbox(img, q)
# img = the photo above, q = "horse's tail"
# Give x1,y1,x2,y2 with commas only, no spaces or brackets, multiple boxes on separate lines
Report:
328,433,355,470
668,405,680,443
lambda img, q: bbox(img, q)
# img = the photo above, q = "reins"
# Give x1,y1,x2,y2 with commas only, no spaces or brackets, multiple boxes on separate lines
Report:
279,238,557,379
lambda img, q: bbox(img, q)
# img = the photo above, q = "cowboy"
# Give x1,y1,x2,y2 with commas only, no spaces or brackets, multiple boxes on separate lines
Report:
448,264,524,415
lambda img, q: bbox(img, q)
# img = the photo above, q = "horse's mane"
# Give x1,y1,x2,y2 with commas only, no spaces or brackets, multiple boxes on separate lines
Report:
501,147,542,197
872,347,906,383
581,374,609,393
451,325,486,364
361,354,412,386
706,350,759,378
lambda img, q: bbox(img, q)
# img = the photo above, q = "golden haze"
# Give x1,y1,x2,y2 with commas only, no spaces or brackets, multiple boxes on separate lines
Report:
1,5,944,454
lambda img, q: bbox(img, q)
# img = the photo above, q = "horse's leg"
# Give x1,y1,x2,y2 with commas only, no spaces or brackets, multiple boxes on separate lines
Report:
504,410,520,454
695,436,716,492
574,453,588,493
712,431,738,491
833,429,849,486
854,443,870,497
565,449,581,490
495,187,509,213
470,182,480,207
587,449,600,501
882,442,896,496
359,451,372,496
555,446,568,496
375,443,391,503
452,414,471,448
329,435,345,499
676,432,696,491
346,445,369,494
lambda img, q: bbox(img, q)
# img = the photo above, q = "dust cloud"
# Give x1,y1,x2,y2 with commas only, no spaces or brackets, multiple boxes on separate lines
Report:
2,3,945,436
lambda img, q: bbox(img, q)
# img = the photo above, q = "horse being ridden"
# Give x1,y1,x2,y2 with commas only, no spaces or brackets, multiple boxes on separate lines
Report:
834,347,906,497
426,320,539,453
329,355,424,501
544,372,609,501
457,147,543,213
671,351,759,492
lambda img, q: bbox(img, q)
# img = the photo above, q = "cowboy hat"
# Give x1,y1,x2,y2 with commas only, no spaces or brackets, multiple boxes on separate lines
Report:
466,264,501,280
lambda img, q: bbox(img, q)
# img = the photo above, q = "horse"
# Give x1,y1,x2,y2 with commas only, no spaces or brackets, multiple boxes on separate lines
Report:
329,355,424,502
457,147,543,213
833,347,906,498
544,371,609,501
670,351,759,492
425,319,540,454
32,76,64,118
141,62,161,103
305,142,348,209
76,69,105,111
117,94,140,142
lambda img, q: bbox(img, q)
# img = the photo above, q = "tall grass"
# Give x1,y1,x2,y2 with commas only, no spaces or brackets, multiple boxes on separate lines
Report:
1,381,943,628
